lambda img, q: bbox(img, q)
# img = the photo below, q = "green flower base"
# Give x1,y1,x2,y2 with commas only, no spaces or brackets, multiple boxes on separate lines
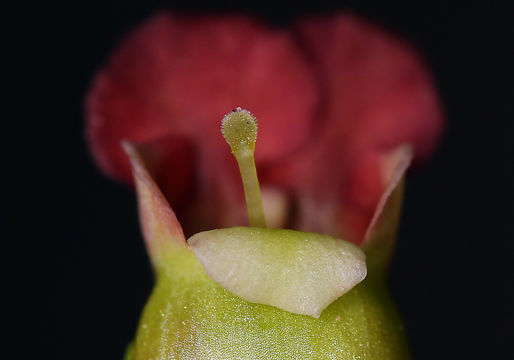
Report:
126,248,409,360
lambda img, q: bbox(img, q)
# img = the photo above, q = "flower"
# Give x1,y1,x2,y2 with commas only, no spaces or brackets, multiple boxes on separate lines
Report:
85,11,444,359
86,11,443,245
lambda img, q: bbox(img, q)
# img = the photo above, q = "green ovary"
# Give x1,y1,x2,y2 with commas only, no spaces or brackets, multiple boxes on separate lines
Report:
127,248,409,360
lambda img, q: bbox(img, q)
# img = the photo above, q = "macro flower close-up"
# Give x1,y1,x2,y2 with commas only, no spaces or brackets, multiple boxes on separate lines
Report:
7,2,512,360
84,11,445,359
86,12,444,246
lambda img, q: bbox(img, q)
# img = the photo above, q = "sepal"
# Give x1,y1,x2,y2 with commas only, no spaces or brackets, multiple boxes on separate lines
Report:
362,145,413,272
122,141,190,273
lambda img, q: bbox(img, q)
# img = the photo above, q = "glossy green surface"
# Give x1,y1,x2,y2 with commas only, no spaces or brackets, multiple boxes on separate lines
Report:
127,247,409,359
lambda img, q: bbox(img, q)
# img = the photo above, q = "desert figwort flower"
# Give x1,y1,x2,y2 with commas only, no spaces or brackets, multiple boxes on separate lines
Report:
86,12,444,359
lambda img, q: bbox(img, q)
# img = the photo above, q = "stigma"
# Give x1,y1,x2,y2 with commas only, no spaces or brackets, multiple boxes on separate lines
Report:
221,108,266,228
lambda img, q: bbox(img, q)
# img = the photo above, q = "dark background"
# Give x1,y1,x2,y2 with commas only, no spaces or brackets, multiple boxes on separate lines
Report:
6,1,513,359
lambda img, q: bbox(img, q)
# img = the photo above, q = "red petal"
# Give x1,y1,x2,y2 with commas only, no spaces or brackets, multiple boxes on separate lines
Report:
86,12,319,234
295,14,443,161
265,14,443,246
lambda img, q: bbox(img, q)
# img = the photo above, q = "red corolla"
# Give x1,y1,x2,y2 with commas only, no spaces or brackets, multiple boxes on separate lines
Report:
86,11,443,258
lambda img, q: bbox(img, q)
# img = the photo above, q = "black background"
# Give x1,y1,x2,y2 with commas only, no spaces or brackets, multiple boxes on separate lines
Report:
6,1,513,359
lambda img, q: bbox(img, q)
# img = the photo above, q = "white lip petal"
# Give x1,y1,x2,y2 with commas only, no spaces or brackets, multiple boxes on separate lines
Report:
188,227,367,318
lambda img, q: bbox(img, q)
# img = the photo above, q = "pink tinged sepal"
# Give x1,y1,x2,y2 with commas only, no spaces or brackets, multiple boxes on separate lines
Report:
122,141,190,273
361,145,413,272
